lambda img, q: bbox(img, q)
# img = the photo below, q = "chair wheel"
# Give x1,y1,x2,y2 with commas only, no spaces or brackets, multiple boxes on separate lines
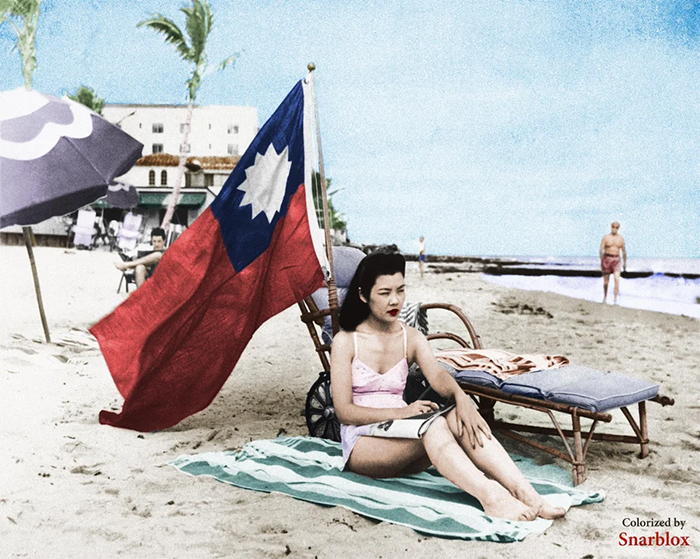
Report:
305,371,341,442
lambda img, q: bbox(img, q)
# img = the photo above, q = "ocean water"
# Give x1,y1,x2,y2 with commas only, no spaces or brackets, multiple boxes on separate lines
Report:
482,256,700,319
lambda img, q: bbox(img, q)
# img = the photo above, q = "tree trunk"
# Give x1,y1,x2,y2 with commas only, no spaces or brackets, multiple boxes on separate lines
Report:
160,99,195,232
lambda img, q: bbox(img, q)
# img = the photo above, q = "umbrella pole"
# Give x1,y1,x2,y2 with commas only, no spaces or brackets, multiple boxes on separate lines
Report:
22,226,51,343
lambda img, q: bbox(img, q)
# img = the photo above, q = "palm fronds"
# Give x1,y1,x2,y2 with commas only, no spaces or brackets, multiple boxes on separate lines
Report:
137,14,191,62
137,0,232,102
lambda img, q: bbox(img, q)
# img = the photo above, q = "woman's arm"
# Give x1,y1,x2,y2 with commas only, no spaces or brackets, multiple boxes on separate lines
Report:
330,331,434,425
410,328,492,448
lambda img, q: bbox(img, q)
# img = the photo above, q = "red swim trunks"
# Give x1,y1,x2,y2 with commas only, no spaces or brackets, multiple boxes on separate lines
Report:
601,254,621,275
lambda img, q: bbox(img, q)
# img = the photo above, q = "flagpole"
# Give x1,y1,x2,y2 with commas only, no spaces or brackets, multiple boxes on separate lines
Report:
307,63,340,336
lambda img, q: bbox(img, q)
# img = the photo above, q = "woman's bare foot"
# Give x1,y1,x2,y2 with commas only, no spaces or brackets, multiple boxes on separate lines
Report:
480,480,538,521
512,484,566,519
535,500,566,520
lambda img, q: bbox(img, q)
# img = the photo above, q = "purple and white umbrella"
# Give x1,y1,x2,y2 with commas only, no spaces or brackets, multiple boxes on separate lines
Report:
105,181,140,209
0,87,143,343
0,87,143,228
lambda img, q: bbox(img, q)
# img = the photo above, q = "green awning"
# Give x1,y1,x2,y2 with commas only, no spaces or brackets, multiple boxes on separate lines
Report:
138,193,206,208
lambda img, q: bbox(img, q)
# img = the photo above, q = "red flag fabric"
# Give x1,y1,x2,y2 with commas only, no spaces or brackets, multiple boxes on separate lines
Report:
91,81,326,431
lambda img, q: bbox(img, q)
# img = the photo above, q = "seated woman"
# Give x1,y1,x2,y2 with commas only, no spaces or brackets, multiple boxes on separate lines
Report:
330,249,566,522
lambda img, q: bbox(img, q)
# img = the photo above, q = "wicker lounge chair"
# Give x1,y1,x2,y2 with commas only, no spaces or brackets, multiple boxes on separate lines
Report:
300,246,674,485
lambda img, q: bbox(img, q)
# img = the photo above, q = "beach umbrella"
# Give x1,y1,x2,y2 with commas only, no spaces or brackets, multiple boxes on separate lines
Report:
0,88,143,226
105,181,140,209
0,87,143,342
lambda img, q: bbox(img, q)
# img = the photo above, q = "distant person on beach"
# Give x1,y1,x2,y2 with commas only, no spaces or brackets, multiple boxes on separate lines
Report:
331,249,565,521
114,227,166,288
418,236,426,278
599,221,627,304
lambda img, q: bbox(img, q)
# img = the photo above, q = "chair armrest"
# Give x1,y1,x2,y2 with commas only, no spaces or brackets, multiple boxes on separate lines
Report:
419,302,482,349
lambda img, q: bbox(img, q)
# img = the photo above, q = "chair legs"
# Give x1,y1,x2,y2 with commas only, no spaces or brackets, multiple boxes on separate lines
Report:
571,413,586,485
117,272,134,293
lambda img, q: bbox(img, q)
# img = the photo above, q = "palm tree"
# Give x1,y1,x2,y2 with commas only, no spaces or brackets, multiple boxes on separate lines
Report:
67,85,104,114
1,0,49,340
311,174,347,233
0,0,41,89
138,0,237,230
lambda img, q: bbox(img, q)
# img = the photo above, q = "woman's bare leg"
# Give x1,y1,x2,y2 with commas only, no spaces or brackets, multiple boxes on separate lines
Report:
444,410,566,519
347,437,429,478
421,417,537,521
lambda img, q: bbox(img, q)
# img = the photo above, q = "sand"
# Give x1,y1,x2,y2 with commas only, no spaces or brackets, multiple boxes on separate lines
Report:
1,245,698,558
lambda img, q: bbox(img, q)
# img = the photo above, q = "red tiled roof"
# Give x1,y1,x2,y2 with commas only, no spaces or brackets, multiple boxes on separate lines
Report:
135,154,240,170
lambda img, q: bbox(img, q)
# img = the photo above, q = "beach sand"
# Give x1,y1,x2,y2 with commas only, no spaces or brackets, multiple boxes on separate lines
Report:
1,245,698,558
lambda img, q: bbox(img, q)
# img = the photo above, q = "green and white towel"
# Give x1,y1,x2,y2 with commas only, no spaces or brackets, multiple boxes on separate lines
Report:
170,436,604,542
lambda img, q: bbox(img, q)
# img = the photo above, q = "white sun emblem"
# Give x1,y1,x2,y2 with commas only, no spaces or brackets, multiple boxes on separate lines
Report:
237,143,292,223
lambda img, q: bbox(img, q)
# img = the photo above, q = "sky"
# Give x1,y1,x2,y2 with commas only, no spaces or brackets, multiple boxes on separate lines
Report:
1,0,699,258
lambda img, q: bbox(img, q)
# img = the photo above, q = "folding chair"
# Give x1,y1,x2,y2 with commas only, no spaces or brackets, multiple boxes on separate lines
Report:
117,252,137,294
117,212,142,252
71,209,97,248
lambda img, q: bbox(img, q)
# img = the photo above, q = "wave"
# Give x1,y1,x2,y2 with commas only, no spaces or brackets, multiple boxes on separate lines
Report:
483,272,700,319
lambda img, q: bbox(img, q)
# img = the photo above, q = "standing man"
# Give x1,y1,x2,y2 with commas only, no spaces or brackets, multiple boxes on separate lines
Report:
599,221,627,304
419,236,426,279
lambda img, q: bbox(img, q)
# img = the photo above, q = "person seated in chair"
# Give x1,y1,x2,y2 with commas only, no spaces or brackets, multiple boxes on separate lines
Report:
331,249,566,521
114,227,166,288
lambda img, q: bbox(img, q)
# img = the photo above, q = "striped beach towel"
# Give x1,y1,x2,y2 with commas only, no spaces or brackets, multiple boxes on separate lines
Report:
436,348,570,380
170,436,603,542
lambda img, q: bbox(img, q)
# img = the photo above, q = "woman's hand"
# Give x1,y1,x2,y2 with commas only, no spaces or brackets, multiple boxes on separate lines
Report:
454,395,492,449
402,400,440,418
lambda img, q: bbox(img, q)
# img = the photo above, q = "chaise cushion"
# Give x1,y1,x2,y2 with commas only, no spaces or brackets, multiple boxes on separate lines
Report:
498,365,659,412
311,246,366,344
447,364,504,390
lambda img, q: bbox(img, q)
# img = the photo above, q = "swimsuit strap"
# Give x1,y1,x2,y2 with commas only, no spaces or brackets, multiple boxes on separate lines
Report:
399,322,407,358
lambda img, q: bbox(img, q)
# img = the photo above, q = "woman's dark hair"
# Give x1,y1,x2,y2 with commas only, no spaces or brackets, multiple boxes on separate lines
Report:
339,248,406,331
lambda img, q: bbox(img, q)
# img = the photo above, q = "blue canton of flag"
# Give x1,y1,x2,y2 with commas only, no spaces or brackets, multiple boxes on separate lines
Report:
211,81,305,272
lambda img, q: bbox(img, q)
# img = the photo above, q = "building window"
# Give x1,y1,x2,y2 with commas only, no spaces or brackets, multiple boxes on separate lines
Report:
185,173,192,188
204,174,214,187
180,123,187,133
227,144,238,156
208,123,211,130
152,144,163,154
148,170,156,186
180,143,191,154
152,123,164,133
160,170,168,186
227,124,239,134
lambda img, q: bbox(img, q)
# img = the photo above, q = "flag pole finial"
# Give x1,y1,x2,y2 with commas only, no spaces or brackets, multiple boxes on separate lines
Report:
307,62,316,72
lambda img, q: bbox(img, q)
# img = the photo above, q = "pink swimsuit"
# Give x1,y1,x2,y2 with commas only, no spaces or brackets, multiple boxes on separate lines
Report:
340,324,409,466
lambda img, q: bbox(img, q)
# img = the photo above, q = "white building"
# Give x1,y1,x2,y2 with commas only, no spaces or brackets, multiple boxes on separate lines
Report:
101,102,258,234
1,102,258,246
102,103,257,162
